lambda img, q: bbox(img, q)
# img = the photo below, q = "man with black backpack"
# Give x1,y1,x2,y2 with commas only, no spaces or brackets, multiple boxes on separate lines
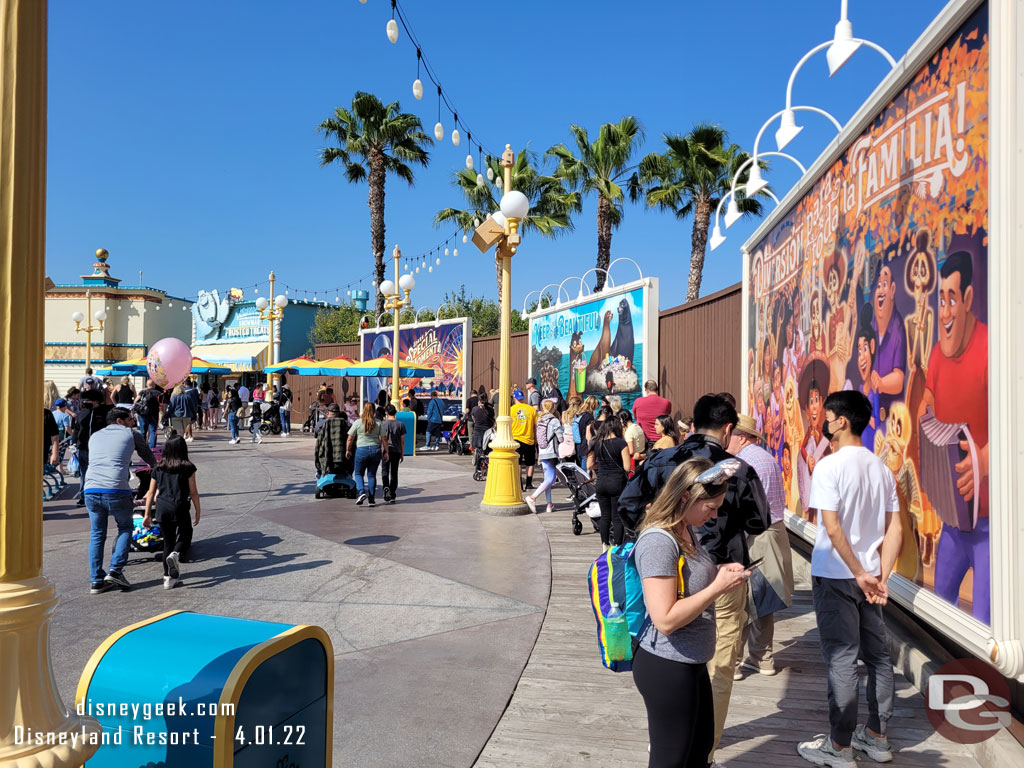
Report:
618,393,770,765
134,379,162,450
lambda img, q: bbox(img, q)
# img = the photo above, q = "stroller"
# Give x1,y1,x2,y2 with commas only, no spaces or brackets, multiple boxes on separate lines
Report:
129,451,164,555
472,427,495,481
556,461,601,536
447,412,471,455
314,433,357,499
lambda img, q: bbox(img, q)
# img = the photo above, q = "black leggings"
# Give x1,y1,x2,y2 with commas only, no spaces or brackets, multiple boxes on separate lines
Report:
596,474,627,546
159,508,193,574
632,646,714,768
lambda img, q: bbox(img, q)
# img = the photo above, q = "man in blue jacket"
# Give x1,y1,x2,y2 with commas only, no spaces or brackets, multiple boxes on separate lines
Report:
424,390,445,451
84,407,156,594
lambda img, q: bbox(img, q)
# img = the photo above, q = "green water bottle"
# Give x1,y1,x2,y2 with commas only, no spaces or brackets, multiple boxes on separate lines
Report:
606,601,632,662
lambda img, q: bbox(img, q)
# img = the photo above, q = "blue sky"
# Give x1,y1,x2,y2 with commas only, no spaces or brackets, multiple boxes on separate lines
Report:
47,0,947,311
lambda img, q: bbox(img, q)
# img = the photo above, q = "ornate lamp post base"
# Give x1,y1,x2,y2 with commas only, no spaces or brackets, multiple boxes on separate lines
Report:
480,419,531,516
0,578,102,766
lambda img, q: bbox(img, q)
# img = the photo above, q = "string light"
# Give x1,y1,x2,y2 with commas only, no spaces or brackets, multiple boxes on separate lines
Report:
436,257,441,266
453,248,458,257
386,0,399,43
451,114,460,146
462,234,468,243
434,85,444,141
412,48,423,100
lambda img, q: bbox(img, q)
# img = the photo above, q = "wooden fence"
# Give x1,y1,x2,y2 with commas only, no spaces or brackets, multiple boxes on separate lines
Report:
306,283,742,420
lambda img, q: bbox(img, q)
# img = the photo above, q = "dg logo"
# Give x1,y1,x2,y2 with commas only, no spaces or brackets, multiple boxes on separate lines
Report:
925,658,1011,744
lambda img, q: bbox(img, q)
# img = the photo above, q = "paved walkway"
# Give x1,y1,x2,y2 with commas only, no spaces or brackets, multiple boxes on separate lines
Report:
475,508,982,768
44,431,549,767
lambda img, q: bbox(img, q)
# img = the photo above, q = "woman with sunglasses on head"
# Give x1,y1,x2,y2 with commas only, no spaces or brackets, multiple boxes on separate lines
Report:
632,457,750,767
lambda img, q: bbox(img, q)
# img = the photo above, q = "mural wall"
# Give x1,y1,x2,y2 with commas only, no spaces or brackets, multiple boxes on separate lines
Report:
360,319,469,415
746,7,989,622
529,283,656,411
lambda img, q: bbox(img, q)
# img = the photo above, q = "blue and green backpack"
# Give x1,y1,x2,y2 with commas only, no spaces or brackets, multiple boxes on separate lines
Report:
587,530,681,672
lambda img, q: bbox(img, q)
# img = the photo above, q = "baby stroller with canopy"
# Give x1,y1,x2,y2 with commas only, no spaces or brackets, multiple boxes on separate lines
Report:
556,461,601,536
472,427,495,481
447,412,470,455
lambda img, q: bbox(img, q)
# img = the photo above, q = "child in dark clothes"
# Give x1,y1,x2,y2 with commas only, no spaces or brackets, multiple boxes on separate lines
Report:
143,433,201,589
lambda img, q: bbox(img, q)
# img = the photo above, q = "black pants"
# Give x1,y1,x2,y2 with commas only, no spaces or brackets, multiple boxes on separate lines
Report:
596,474,627,546
159,507,193,575
632,646,714,768
381,453,401,497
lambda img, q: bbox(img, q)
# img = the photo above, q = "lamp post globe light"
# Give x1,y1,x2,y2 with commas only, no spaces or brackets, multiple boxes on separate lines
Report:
70,286,106,372
382,246,415,410
473,144,532,515
255,272,288,393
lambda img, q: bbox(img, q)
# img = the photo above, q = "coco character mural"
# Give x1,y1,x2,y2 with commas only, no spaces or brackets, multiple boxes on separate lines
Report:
745,7,989,623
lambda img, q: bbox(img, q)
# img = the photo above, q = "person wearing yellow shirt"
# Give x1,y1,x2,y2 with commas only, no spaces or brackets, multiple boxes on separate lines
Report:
511,389,538,490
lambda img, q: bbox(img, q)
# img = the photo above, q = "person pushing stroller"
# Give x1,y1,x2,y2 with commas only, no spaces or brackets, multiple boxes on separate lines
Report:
315,404,352,480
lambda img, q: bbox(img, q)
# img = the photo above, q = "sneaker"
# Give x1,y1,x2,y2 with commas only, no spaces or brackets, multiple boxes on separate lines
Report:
524,495,537,513
387,499,396,505
90,580,113,595
104,571,130,590
165,551,180,580
733,665,745,681
185,437,194,443
356,493,367,506
741,658,777,676
163,575,178,590
546,504,554,514
797,735,856,767
852,724,893,763
383,487,393,502
368,495,376,507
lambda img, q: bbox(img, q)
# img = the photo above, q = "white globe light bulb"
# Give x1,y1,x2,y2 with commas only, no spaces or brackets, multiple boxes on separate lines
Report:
451,129,460,146
399,273,415,291
412,78,423,100
434,122,444,141
379,279,396,297
386,19,399,43
500,189,531,220
275,294,288,308
466,154,474,170
255,296,269,310
94,309,107,322
71,311,84,323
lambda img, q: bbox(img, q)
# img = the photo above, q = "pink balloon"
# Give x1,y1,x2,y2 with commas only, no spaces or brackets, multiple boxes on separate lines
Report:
147,337,192,389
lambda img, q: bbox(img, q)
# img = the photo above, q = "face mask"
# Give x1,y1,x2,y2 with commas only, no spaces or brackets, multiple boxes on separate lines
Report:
822,418,837,442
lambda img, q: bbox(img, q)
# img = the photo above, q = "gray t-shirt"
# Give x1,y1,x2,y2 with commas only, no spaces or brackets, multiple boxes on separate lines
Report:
634,527,717,663
380,419,407,452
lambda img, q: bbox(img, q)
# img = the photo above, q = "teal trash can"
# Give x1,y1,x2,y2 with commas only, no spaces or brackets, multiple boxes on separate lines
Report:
396,410,416,456
76,611,333,767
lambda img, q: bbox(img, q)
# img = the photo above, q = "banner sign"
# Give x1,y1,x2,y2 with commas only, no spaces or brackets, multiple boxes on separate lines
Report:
745,6,989,623
360,318,471,416
529,278,658,411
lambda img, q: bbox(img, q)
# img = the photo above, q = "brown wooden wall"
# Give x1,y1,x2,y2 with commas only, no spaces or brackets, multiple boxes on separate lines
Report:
656,283,742,420
467,331,529,397
310,284,742,420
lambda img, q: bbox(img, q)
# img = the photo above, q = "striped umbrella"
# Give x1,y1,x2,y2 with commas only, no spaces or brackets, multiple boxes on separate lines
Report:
264,355,325,375
191,357,233,374
330,356,436,378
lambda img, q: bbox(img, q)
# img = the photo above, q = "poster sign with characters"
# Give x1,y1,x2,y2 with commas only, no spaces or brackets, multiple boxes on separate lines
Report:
529,278,658,411
359,318,471,415
744,6,989,623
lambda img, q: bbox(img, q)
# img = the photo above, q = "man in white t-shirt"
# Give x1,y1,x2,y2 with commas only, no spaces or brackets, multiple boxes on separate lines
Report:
798,391,903,768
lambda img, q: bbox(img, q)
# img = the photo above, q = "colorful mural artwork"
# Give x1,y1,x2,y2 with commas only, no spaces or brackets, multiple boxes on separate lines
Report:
745,7,989,623
530,286,649,410
360,319,469,413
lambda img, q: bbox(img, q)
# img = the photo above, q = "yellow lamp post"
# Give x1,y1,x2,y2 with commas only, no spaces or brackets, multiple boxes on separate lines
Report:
378,245,416,410
474,145,531,515
255,270,288,393
70,281,107,372
1,1,103,764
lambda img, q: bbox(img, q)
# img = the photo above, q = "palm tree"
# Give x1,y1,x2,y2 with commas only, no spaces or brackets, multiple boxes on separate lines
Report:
631,123,765,302
547,117,644,291
435,148,580,300
318,91,433,313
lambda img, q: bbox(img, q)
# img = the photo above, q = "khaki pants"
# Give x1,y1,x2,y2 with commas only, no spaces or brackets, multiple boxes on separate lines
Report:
740,612,776,665
708,584,747,757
